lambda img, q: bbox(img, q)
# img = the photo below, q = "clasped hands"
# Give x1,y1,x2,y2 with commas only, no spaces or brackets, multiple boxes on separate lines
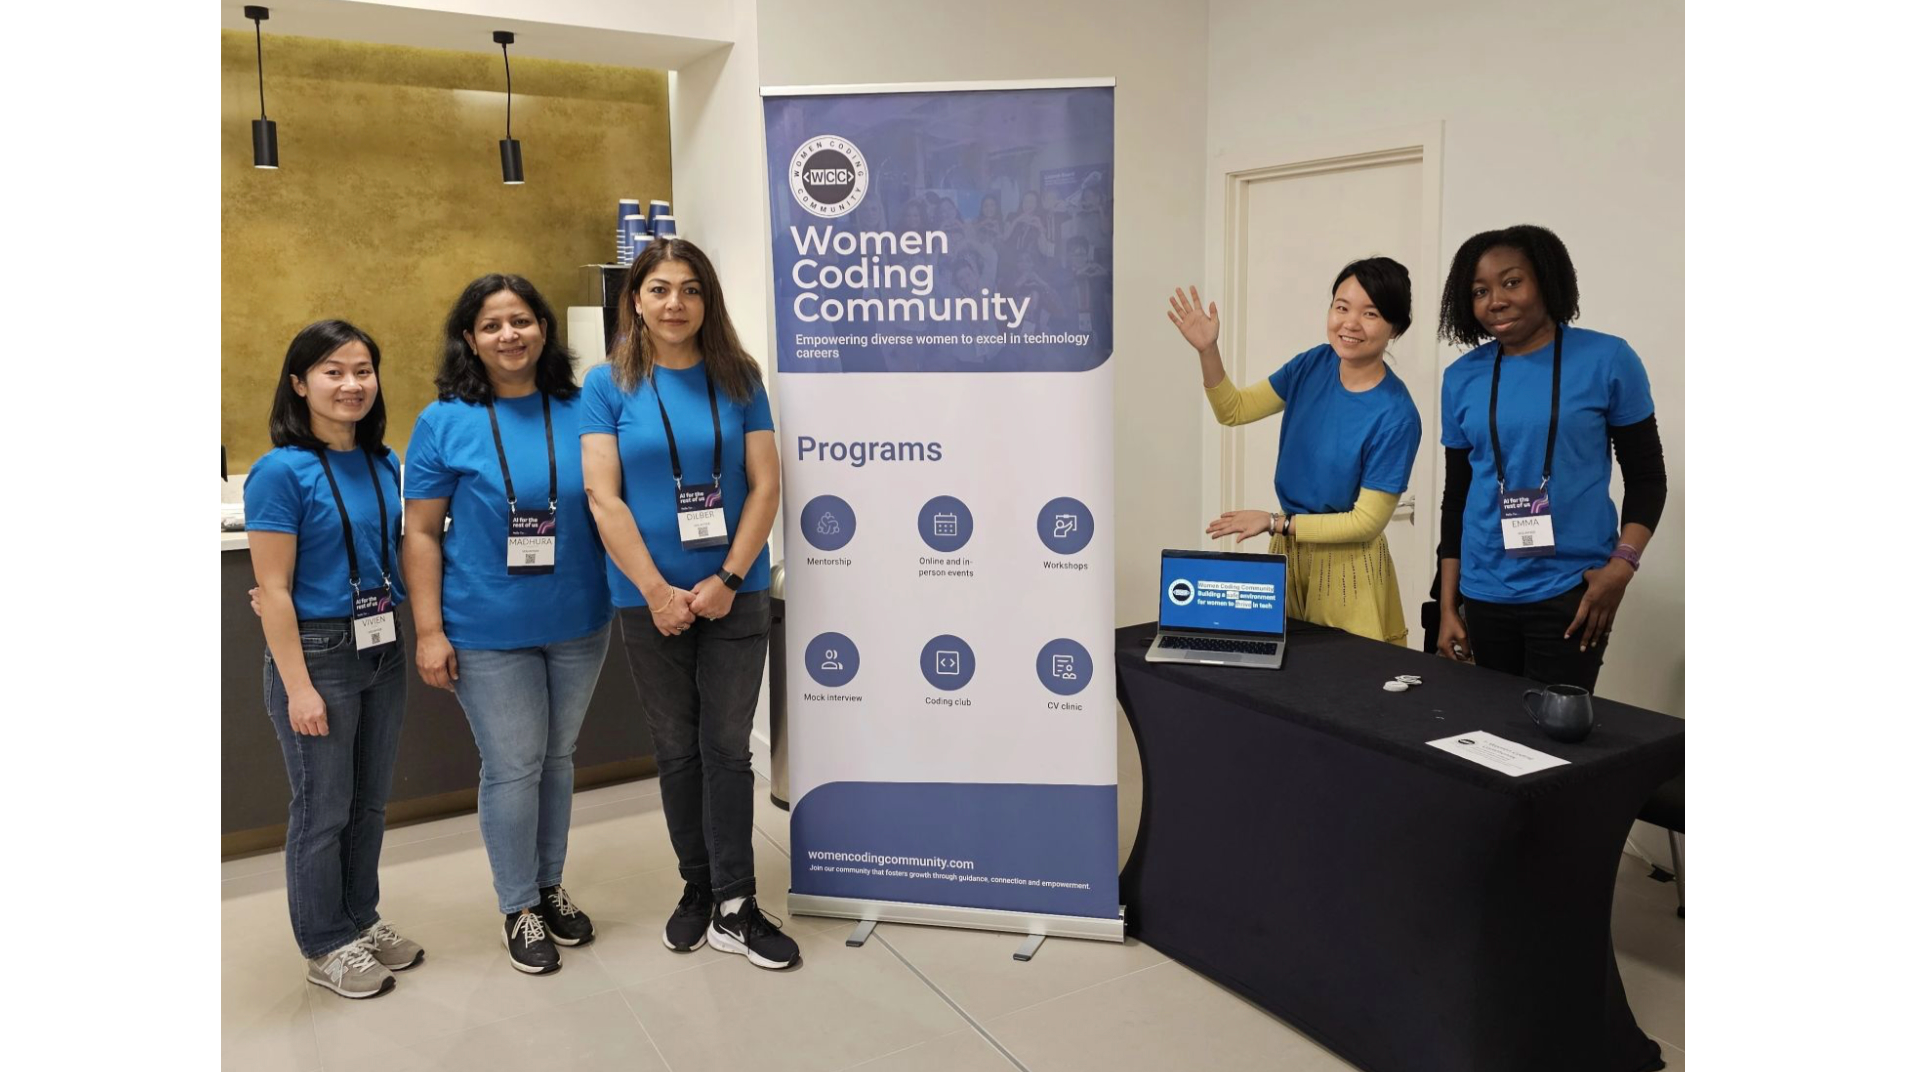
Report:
647,575,737,636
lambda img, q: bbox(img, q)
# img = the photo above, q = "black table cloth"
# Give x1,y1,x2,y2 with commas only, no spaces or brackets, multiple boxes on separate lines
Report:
1114,620,1683,1072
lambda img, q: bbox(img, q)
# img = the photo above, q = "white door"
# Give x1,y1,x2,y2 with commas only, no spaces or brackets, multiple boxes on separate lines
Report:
1201,129,1444,650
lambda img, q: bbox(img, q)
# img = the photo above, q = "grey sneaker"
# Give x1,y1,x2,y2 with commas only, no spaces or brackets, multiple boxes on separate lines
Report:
361,920,425,971
306,936,396,999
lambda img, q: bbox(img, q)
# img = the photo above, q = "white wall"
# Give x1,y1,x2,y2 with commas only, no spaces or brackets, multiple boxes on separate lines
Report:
1205,0,1685,869
671,37,771,372
365,0,734,40
1206,0,1686,721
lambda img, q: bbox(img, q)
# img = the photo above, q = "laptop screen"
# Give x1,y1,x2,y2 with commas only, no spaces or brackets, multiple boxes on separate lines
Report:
1157,550,1286,636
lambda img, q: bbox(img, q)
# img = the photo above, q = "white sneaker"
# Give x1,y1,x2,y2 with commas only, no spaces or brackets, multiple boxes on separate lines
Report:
306,936,396,999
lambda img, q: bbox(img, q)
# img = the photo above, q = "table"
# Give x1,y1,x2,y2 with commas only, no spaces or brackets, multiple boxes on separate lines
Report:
1114,620,1683,1072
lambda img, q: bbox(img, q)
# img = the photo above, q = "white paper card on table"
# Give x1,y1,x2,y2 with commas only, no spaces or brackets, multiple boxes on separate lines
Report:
1425,731,1570,777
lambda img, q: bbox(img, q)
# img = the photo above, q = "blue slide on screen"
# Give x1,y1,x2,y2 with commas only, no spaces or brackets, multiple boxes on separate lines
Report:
1159,556,1285,634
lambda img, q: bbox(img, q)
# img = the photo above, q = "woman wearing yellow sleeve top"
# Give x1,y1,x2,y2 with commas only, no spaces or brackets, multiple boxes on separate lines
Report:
1167,257,1423,645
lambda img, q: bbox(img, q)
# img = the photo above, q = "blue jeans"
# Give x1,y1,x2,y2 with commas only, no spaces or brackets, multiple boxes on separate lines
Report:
264,618,408,959
453,624,612,913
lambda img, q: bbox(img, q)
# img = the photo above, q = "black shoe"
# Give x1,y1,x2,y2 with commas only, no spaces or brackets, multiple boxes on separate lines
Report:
664,882,714,952
538,884,594,947
708,896,799,970
502,908,561,974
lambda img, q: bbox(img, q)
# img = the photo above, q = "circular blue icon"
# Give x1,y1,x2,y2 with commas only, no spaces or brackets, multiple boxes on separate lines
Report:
1037,497,1095,555
804,632,860,688
919,634,976,691
1035,638,1093,696
917,495,974,553
801,495,856,551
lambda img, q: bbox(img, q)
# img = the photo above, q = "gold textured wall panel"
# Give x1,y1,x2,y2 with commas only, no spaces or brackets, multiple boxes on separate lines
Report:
222,32,670,468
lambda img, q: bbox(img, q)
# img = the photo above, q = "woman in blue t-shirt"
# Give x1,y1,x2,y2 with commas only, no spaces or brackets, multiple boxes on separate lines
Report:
1433,225,1668,692
580,238,798,970
402,275,614,976
244,320,423,1000
1168,258,1424,644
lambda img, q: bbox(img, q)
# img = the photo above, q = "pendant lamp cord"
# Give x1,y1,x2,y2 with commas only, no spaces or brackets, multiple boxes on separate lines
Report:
501,41,513,139
253,18,268,119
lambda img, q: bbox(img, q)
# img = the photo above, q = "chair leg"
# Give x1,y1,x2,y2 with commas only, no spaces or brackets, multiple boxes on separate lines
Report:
1668,830,1684,919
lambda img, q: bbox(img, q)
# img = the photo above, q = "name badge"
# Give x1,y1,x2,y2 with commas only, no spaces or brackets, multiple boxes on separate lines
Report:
353,587,397,651
677,483,730,550
1499,488,1557,558
507,509,556,575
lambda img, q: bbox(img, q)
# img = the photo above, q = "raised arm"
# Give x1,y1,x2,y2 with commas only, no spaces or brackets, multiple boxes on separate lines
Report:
1167,284,1286,425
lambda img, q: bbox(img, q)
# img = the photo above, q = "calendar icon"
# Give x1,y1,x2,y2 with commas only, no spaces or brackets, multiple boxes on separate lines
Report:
932,512,959,537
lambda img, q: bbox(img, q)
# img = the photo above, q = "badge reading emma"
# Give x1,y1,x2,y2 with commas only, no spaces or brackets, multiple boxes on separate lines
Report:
677,482,729,550
353,586,398,651
1499,487,1557,558
507,509,556,575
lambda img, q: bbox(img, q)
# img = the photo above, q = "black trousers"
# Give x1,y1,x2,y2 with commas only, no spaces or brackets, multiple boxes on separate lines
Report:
1462,580,1608,692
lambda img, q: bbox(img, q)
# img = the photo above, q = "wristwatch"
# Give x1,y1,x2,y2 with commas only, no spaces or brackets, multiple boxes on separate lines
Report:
716,568,743,590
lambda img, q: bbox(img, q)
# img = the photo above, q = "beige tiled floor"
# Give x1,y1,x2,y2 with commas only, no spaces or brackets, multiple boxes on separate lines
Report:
222,776,1686,1071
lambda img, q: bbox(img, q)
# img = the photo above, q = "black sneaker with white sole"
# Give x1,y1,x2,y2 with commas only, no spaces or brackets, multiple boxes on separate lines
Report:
707,896,799,970
664,882,714,952
538,884,594,946
502,907,561,974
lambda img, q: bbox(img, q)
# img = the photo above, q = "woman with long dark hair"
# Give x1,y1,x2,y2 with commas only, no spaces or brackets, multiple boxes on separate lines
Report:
579,238,796,969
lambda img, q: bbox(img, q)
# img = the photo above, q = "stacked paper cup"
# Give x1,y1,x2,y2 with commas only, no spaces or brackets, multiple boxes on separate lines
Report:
651,215,678,239
613,201,644,265
619,213,649,266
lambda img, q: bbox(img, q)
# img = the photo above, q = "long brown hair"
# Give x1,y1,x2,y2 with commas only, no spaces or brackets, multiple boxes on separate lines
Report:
610,237,761,401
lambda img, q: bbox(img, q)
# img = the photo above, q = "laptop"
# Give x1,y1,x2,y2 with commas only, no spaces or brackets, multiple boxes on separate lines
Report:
1144,549,1288,669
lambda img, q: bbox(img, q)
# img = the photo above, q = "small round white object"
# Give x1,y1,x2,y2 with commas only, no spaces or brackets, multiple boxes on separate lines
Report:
1395,675,1423,685
1382,680,1410,693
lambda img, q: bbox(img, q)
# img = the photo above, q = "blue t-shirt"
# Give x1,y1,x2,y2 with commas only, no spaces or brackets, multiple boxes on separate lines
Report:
403,391,612,649
244,445,408,620
1441,325,1655,604
1266,344,1422,515
578,362,776,607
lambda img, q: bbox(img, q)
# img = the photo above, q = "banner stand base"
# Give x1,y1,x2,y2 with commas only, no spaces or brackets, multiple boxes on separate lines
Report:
788,892,1126,944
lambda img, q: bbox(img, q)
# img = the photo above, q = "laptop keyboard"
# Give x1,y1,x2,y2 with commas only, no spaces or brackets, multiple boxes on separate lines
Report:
1159,635,1279,656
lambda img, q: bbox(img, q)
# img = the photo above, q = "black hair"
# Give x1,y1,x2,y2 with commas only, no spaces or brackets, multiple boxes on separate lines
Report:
436,273,580,403
267,320,390,455
1437,224,1580,347
1331,257,1413,337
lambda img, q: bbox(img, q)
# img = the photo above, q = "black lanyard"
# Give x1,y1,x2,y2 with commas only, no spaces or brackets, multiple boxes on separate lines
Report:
1488,324,1564,492
315,448,393,594
485,392,558,512
653,368,723,489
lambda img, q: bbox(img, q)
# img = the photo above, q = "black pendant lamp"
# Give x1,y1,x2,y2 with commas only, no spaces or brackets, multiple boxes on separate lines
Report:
247,6,278,168
494,31,524,184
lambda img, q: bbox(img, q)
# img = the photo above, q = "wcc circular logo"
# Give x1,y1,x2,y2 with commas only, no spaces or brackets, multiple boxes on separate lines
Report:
789,135,869,218
1167,579,1196,606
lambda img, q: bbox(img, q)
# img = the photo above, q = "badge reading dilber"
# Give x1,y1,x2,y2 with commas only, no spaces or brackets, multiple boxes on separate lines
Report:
677,483,729,550
507,509,556,575
353,587,397,651
1499,487,1557,558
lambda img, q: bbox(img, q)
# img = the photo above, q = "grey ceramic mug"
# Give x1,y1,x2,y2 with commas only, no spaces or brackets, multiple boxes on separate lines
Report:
1523,684,1596,743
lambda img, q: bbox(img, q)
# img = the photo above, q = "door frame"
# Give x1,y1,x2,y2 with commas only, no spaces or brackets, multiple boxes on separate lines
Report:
1199,123,1446,608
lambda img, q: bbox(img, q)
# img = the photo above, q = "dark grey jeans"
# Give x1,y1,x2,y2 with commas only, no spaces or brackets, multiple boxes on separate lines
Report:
619,590,769,901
